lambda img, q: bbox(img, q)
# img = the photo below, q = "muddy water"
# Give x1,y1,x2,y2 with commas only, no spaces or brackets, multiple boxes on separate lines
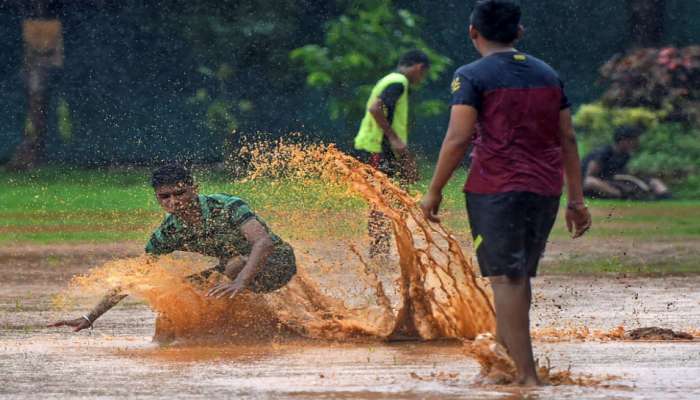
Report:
3,142,700,398
2,268,700,399
1,238,700,398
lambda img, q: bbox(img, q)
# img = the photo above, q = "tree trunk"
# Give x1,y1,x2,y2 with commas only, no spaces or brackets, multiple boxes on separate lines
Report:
6,1,62,171
627,0,666,48
7,62,51,170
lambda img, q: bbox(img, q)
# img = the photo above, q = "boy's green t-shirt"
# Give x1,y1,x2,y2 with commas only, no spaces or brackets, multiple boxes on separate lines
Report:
145,194,285,260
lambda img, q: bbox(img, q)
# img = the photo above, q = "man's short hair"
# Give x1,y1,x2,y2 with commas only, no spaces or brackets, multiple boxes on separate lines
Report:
470,0,522,44
614,125,644,143
398,49,430,68
151,163,194,188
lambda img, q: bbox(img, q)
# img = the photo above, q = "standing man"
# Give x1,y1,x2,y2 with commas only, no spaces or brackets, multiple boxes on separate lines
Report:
50,164,297,332
354,49,430,258
420,0,591,386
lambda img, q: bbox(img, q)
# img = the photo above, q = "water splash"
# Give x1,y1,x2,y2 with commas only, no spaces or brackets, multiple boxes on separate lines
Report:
62,140,496,342
465,333,619,386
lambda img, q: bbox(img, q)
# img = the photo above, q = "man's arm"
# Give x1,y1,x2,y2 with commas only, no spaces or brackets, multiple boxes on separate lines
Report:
583,161,623,198
48,288,128,331
369,83,407,155
369,99,407,155
207,218,274,298
420,105,478,222
559,109,592,238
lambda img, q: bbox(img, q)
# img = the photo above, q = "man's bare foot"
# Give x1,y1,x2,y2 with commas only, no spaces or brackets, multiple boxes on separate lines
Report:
386,332,421,342
518,376,543,387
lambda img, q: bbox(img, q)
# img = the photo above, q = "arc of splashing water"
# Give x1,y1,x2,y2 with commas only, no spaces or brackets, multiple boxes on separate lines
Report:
330,149,496,340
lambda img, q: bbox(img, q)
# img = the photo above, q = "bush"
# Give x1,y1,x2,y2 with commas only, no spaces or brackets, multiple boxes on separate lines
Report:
573,103,661,150
599,46,700,125
574,104,700,186
574,46,700,197
628,123,700,180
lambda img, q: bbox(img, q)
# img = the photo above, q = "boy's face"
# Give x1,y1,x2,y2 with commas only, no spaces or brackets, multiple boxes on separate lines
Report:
619,137,641,154
407,64,429,85
154,182,199,215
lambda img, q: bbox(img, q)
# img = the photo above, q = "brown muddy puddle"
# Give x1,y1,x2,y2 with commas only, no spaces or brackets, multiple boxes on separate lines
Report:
3,144,700,399
3,262,700,399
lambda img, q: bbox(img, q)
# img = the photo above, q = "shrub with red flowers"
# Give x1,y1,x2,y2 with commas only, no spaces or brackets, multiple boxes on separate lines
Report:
599,46,700,125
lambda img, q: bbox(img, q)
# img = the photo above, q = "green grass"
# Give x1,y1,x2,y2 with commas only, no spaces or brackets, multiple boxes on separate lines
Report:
540,258,700,276
2,166,700,245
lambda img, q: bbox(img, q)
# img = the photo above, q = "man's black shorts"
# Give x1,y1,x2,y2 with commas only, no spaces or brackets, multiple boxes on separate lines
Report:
466,191,560,278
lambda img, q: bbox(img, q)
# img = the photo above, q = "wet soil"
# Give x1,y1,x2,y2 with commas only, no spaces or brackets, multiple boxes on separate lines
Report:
1,243,699,399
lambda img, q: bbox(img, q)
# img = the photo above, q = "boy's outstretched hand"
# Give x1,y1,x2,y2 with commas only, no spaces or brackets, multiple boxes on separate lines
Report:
420,191,443,223
566,205,592,239
207,280,246,299
48,317,91,332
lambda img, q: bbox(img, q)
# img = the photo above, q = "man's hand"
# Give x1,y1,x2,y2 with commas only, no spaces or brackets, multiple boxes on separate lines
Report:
48,317,92,332
566,205,592,239
420,190,443,223
389,136,408,156
206,279,247,299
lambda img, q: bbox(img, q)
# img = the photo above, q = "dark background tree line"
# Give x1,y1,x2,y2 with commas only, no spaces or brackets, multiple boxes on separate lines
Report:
0,0,698,168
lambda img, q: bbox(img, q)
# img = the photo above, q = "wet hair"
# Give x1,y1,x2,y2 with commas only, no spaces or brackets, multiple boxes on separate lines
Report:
398,49,430,68
470,0,522,44
614,125,644,143
150,163,194,188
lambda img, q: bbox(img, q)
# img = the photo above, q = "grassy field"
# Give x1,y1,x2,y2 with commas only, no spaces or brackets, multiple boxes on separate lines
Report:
2,165,700,275
2,166,700,243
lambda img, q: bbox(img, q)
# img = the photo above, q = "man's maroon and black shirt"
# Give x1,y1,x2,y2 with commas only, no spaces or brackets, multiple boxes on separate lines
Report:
451,51,571,196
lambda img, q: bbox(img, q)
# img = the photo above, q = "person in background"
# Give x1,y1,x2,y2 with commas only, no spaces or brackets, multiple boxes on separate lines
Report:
354,49,430,258
582,125,671,200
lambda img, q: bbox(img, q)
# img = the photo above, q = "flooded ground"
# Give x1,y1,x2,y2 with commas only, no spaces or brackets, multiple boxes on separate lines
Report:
1,243,699,399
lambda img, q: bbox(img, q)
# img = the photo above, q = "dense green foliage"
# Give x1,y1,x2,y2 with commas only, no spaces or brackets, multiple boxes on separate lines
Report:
574,103,661,149
164,0,328,138
575,44,700,195
599,46,700,125
290,0,451,123
574,104,700,192
2,1,700,164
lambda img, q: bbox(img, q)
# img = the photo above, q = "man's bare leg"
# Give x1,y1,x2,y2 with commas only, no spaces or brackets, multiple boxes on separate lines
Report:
368,209,391,259
490,275,540,386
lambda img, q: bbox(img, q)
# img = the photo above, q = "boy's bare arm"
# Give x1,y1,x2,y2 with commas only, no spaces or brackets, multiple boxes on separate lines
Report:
48,288,127,331
420,105,477,222
559,109,592,238
207,219,274,299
